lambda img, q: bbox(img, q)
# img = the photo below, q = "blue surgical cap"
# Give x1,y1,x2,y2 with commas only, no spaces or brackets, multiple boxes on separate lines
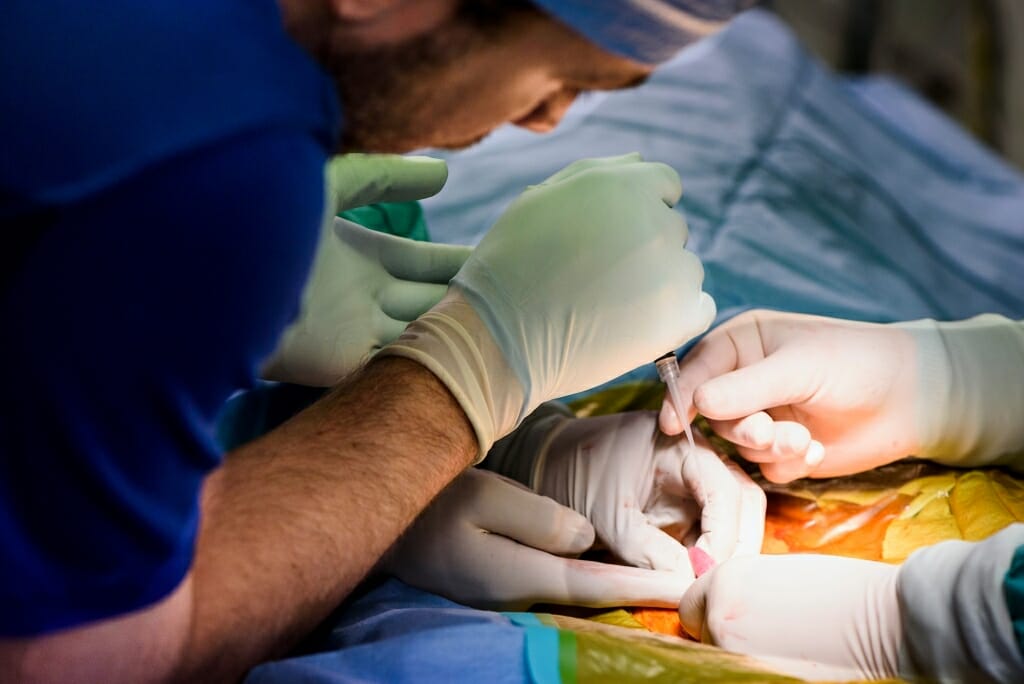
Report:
533,0,757,64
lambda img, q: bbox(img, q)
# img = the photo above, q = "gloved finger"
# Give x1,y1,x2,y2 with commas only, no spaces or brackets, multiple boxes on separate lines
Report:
619,160,683,208
693,347,820,422
766,421,812,460
379,239,472,284
660,398,685,436
374,310,410,349
474,474,595,556
605,506,695,575
477,535,692,609
725,458,767,557
327,154,448,211
682,449,744,561
733,425,820,465
336,219,472,283
538,152,642,186
716,421,811,464
757,445,823,483
678,570,713,640
556,558,692,608
761,440,823,483
379,281,448,321
706,412,775,450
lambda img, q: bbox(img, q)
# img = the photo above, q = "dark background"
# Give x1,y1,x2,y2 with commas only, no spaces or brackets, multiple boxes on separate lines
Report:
767,0,1023,169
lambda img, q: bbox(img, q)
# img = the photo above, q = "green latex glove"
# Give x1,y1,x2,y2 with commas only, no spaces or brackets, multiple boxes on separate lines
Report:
382,154,716,461
326,153,451,214
262,155,471,386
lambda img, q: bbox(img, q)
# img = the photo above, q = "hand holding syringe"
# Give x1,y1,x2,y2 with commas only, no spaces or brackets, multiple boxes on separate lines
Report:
657,347,825,480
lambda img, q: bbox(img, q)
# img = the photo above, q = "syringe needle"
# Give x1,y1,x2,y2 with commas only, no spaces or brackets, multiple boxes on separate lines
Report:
656,352,695,452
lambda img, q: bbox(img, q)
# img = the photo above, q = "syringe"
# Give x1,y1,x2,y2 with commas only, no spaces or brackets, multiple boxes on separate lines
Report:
656,351,696,452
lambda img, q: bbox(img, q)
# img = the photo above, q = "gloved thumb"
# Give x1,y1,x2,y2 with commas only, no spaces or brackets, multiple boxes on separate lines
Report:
475,473,595,555
695,291,717,336
327,154,448,213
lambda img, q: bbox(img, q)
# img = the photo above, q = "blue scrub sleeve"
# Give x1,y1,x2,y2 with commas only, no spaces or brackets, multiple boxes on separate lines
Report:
1005,545,1024,657
0,129,327,636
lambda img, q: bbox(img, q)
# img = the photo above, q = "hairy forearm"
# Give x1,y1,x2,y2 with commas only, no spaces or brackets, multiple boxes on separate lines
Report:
179,357,475,681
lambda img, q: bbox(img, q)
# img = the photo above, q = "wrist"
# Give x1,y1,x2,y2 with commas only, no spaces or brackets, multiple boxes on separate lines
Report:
378,291,526,462
363,356,477,466
898,315,1024,467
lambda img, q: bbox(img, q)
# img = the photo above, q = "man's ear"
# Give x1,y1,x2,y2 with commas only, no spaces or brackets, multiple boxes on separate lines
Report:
330,0,404,21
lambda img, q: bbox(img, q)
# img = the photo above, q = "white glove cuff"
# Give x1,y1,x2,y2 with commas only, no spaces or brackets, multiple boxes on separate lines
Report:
897,315,1024,467
482,403,574,487
897,524,1024,682
379,291,525,463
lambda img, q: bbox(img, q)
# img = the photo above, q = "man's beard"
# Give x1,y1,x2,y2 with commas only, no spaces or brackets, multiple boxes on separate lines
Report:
328,21,484,153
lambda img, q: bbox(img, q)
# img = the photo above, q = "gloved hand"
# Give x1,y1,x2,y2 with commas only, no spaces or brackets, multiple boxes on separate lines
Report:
680,525,1024,683
679,553,903,681
262,155,471,386
485,406,765,577
658,310,921,482
384,468,691,610
382,154,716,460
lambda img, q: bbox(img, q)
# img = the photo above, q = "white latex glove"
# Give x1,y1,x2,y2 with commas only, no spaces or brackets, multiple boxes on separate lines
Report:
382,154,716,461
262,155,471,386
658,309,921,482
680,554,903,681
486,406,765,577
681,525,1024,683
900,314,1024,469
661,310,1024,482
384,468,691,610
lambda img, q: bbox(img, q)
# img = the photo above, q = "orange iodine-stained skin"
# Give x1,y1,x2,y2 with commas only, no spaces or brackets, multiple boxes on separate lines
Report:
632,606,687,638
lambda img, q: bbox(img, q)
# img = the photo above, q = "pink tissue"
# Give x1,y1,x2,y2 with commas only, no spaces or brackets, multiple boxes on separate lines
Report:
688,546,716,577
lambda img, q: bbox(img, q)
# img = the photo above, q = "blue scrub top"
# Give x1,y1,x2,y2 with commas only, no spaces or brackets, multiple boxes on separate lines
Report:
0,0,340,636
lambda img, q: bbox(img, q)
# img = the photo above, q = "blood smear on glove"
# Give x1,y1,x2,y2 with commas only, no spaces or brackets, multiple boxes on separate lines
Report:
688,547,715,577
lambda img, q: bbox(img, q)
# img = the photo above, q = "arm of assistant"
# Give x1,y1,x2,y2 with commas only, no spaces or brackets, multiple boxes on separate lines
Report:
188,357,475,679
3,359,474,684
0,140,475,683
